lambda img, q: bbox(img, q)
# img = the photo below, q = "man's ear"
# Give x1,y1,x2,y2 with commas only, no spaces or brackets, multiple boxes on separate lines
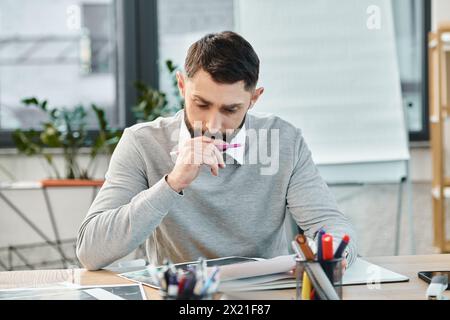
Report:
249,87,264,109
176,71,186,97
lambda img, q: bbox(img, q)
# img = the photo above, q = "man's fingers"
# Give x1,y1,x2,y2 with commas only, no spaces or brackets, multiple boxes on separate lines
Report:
182,137,227,173
187,136,226,149
203,155,219,176
201,136,214,143
212,138,226,145
211,164,219,176
201,143,225,169
204,143,225,169
184,136,213,150
211,144,226,168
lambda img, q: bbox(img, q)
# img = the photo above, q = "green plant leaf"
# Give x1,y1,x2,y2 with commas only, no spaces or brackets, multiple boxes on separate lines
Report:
12,97,116,180
21,97,39,106
92,104,108,131
166,60,177,73
40,123,62,147
12,129,42,156
134,81,148,93
41,100,48,111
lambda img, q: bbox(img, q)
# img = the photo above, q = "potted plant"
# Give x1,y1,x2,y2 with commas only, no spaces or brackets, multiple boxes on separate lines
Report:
10,60,182,186
11,98,122,186
132,60,184,122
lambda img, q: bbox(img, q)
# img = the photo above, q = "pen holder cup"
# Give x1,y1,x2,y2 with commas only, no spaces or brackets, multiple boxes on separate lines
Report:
295,257,344,300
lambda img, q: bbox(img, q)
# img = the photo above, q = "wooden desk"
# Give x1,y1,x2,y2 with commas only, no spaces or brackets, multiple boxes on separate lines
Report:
1,254,450,300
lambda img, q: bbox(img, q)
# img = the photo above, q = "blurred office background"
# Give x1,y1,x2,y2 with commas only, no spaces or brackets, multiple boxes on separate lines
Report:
0,0,449,270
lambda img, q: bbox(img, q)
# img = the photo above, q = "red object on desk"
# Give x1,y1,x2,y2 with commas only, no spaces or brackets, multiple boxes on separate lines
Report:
321,234,334,261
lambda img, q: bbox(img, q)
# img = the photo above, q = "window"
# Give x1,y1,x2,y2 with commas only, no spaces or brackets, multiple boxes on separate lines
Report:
392,0,431,141
156,0,431,142
156,0,234,107
2,0,429,146
0,0,119,138
80,3,115,74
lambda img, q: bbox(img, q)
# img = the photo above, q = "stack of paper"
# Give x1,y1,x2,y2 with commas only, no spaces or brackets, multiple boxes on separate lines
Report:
217,255,409,292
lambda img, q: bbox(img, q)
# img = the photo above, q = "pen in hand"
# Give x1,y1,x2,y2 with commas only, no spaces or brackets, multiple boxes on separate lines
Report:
170,143,242,156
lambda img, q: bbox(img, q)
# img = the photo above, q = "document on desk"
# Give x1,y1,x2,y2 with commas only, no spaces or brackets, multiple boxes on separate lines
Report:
119,255,409,292
218,255,297,281
0,284,147,300
218,256,409,292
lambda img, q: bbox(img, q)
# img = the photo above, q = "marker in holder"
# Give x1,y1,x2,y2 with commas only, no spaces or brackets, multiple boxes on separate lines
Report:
295,257,344,300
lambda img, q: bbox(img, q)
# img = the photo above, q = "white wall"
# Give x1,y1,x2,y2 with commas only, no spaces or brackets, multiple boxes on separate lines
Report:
0,152,109,247
432,0,450,31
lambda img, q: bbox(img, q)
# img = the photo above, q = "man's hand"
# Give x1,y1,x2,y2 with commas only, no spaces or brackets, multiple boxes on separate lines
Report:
166,136,226,193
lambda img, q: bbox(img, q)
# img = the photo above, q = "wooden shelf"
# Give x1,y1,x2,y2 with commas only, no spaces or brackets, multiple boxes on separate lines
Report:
430,25,450,253
432,186,450,199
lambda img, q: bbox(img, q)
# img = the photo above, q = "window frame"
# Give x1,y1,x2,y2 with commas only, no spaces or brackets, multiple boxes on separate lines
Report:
0,0,159,148
408,0,431,142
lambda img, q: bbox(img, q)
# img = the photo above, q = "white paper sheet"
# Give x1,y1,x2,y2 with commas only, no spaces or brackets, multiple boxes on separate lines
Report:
216,255,297,282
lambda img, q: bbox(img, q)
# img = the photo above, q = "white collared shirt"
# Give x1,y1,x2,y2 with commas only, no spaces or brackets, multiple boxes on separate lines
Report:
176,114,246,165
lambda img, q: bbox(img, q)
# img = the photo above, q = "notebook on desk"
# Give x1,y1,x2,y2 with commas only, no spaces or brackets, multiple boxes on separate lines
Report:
118,254,409,292
218,255,409,292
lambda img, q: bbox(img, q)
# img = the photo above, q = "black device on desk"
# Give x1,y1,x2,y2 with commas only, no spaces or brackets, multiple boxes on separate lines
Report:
418,271,450,289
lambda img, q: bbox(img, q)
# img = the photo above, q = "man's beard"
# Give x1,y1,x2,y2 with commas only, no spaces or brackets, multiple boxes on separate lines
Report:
184,108,246,143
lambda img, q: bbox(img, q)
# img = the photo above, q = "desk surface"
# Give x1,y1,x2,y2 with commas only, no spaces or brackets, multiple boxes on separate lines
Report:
1,254,449,300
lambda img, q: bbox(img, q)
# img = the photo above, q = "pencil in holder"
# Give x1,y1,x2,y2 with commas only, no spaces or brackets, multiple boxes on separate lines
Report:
320,257,344,298
295,257,344,300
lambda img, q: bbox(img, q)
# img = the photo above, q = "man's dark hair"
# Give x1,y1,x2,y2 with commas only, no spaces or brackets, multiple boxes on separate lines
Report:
184,31,260,91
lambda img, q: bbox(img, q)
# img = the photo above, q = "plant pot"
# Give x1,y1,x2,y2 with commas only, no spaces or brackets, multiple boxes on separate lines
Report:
40,179,104,188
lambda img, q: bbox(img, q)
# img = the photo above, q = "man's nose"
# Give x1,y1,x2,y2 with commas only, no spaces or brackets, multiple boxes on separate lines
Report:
206,114,224,139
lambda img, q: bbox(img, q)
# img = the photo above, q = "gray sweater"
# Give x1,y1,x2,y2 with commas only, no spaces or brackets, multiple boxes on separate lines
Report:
76,110,357,270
